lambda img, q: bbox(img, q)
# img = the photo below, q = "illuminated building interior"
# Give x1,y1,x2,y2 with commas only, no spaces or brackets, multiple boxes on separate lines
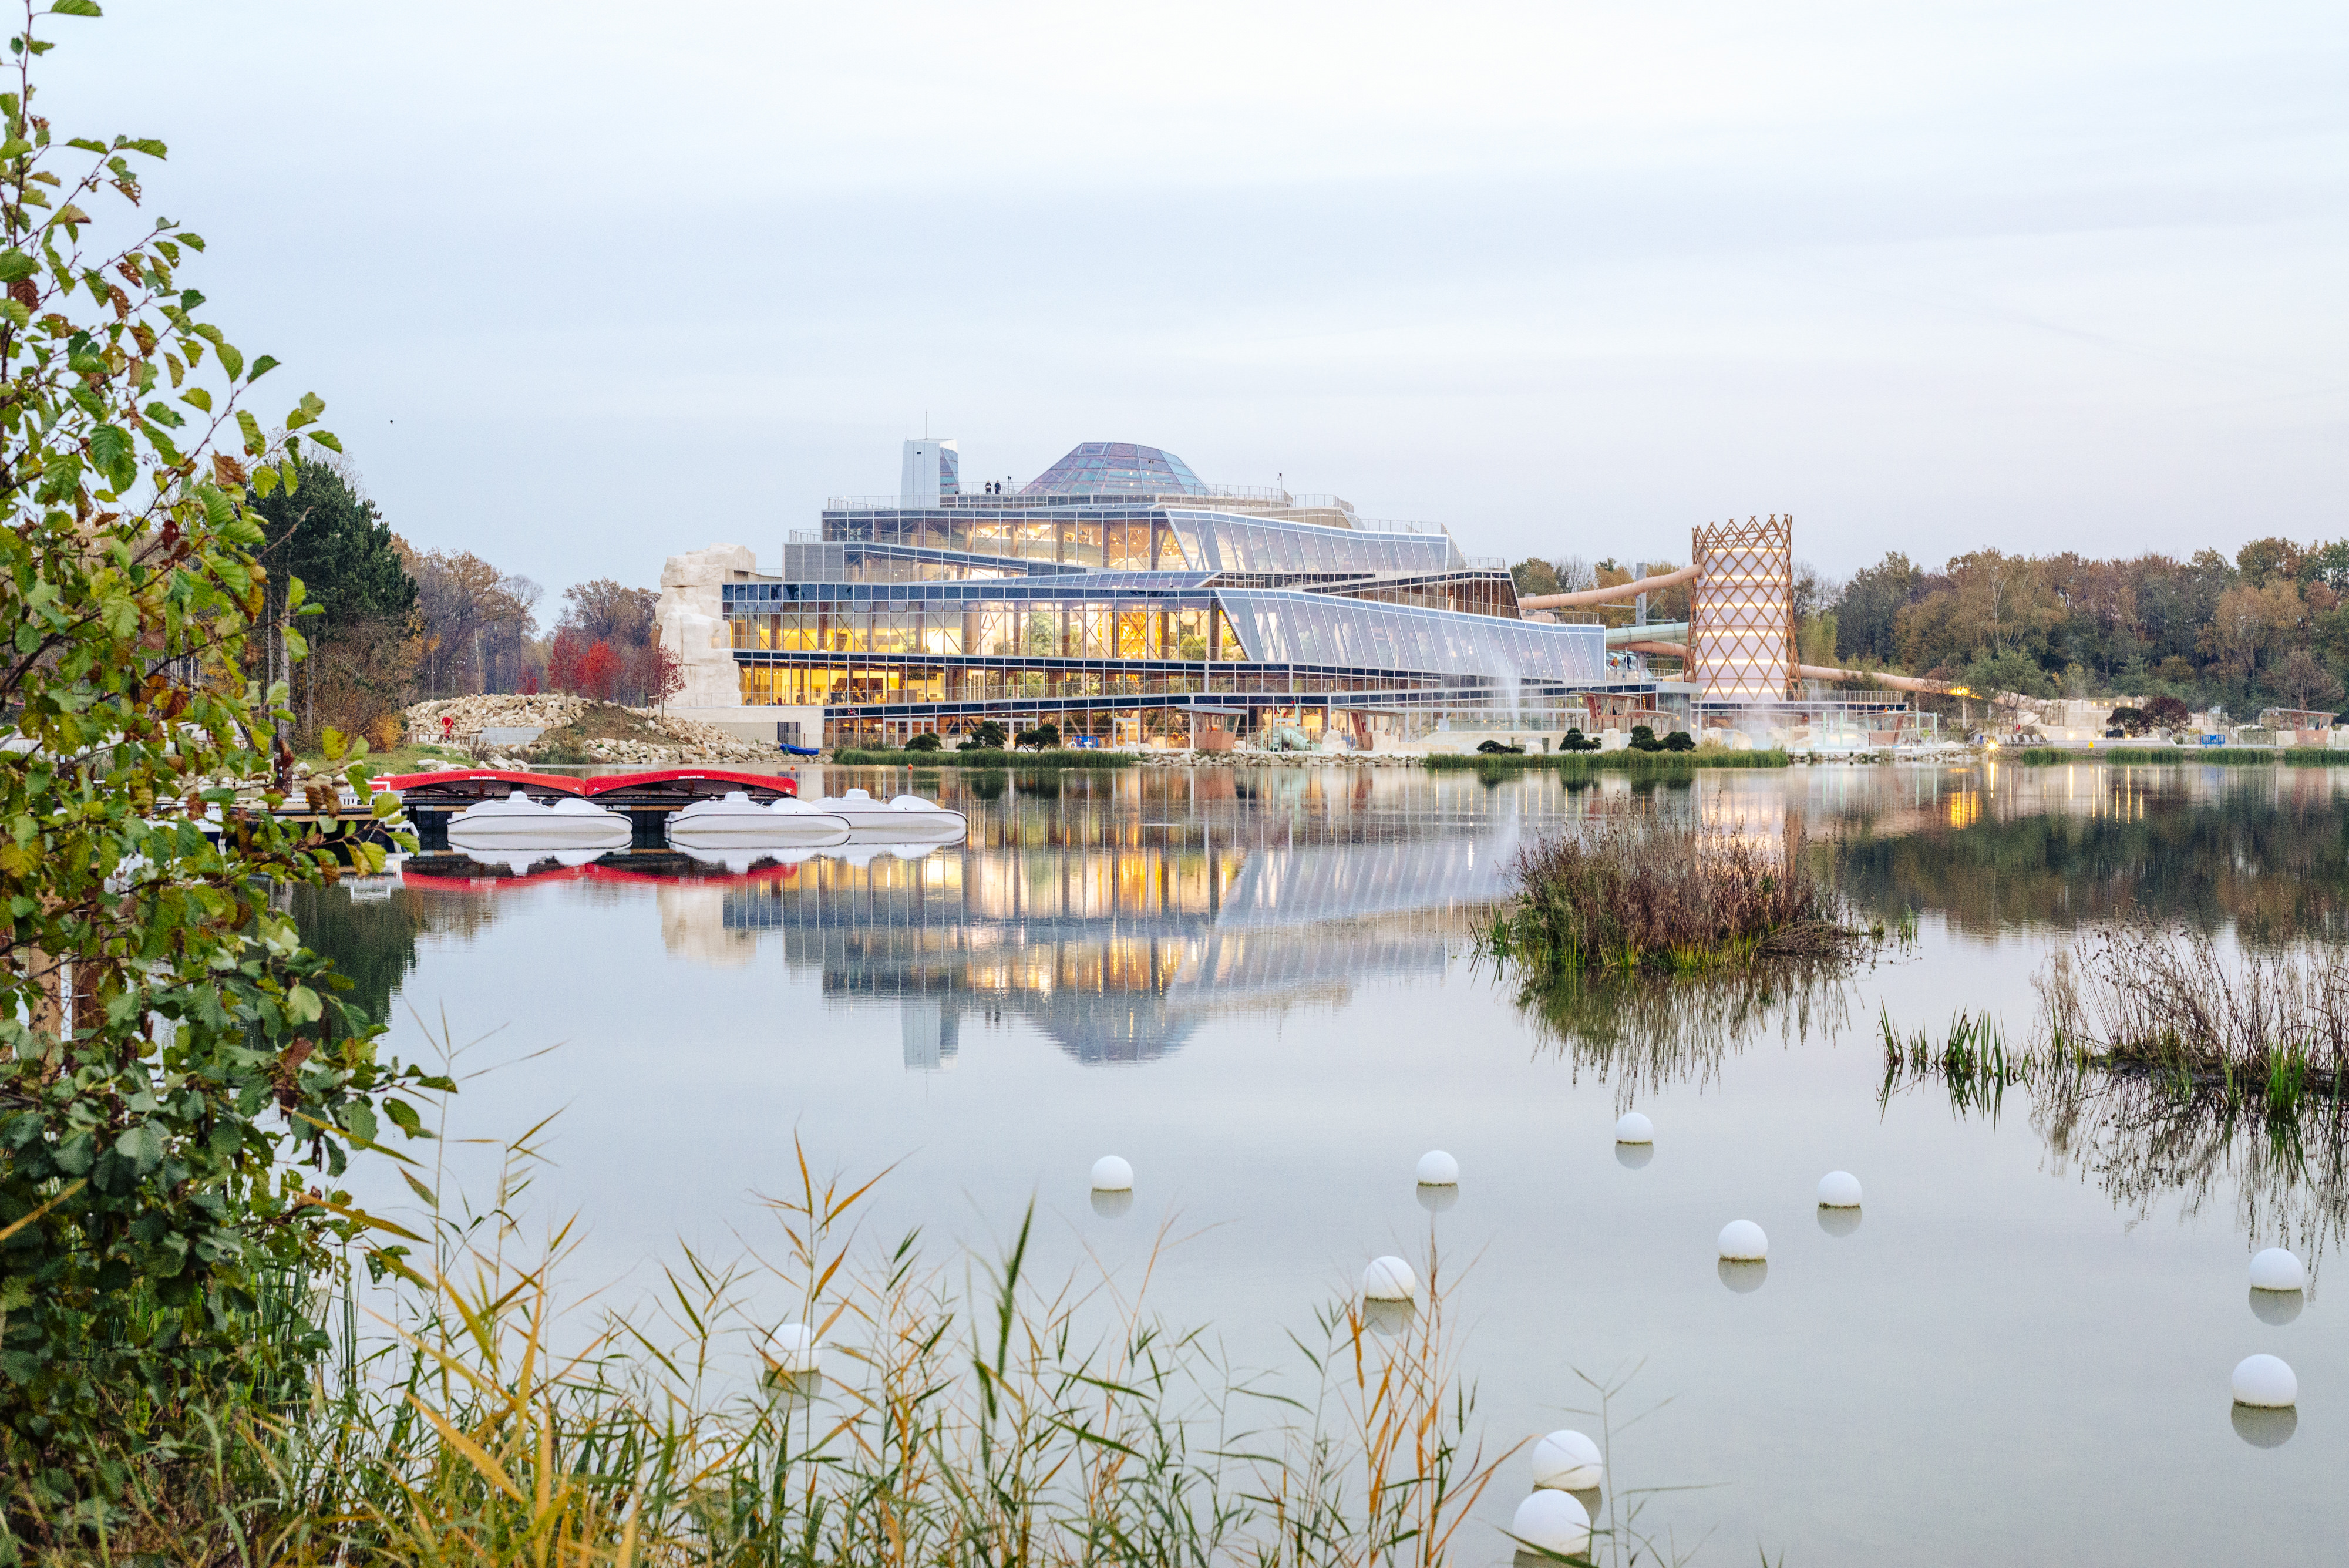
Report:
726,440,1678,748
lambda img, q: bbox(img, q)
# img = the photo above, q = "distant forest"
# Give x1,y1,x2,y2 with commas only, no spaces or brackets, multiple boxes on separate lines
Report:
1512,537,2349,714
247,455,677,748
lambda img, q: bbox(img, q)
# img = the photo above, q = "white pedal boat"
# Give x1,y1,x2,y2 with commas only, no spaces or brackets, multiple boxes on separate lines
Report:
447,788,631,852
805,788,969,843
666,791,849,848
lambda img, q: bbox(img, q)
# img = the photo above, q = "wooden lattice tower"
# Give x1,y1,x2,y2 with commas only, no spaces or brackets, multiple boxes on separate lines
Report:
1687,514,1795,701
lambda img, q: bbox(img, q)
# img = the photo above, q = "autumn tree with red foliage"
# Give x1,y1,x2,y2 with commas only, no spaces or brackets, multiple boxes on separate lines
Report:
577,639,622,701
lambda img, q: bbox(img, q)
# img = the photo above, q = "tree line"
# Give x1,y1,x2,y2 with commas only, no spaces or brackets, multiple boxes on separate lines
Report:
1515,537,2349,713
247,456,679,748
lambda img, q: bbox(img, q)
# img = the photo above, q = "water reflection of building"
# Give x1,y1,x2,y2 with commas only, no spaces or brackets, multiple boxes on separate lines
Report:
722,832,1500,1066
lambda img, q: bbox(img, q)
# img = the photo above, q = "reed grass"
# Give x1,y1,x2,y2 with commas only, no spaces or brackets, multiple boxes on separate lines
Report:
52,1127,1722,1567
1877,923,2349,1122
1422,749,1788,772
2034,924,2349,1111
831,748,1138,768
1486,817,1853,978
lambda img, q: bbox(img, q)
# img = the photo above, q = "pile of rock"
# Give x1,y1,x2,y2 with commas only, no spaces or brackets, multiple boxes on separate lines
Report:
404,694,591,741
401,695,773,766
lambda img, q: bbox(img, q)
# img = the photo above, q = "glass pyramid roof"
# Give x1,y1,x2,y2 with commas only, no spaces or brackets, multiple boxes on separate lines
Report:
1021,441,1209,497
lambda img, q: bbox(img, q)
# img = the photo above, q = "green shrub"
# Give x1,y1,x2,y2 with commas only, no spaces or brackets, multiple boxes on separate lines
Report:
1628,724,1663,752
1476,738,1526,755
904,731,942,752
0,7,442,1530
1663,730,1697,752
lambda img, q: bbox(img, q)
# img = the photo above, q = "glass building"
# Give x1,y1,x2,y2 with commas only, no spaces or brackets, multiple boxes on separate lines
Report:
726,440,1683,748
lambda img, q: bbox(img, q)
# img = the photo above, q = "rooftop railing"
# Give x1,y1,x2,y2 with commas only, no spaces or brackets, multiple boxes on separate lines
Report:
824,486,1358,514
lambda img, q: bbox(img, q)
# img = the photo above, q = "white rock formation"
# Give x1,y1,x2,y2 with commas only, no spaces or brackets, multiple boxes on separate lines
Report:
656,544,757,709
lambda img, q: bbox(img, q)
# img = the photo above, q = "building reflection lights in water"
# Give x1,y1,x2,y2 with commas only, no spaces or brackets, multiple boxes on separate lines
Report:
719,830,1492,1065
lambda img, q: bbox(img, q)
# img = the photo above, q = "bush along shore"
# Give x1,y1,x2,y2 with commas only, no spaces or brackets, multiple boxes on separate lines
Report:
2012,745,2349,766
1485,817,1863,978
832,746,1139,768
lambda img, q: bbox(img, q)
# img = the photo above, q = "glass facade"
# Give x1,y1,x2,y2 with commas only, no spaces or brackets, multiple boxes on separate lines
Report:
729,445,1667,746
1022,440,1208,497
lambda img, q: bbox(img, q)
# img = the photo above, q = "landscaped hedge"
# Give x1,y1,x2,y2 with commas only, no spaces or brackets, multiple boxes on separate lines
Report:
831,747,1139,768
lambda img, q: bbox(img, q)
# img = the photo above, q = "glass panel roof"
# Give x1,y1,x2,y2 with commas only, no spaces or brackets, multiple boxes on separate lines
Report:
1022,442,1209,497
1216,589,1607,682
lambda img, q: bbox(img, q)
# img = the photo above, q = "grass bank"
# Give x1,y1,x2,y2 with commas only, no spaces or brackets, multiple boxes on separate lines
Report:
1425,748,1789,772
314,742,473,776
2011,745,2349,766
1485,816,1856,977
832,746,1139,768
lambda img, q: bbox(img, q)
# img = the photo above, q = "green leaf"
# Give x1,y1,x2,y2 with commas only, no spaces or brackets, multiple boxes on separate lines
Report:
382,1098,425,1138
50,2,106,18
115,1123,165,1178
88,423,134,490
308,430,342,453
248,354,278,380
194,483,232,529
284,984,321,1025
0,250,33,283
116,136,166,159
179,385,211,413
216,341,243,381
234,408,262,454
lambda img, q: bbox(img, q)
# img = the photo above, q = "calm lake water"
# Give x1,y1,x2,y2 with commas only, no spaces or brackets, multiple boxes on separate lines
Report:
302,761,2349,1565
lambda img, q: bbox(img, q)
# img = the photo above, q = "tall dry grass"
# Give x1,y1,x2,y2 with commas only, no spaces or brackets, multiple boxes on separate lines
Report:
85,1128,1697,1567
2036,923,2349,1109
1491,817,1853,977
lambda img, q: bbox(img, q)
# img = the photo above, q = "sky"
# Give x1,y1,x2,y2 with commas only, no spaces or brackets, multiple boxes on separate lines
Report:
43,1,2349,604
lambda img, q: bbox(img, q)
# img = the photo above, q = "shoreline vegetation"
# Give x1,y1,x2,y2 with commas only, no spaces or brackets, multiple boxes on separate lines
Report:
1425,748,1789,771
49,1135,1707,1566
2013,745,2349,766
1883,925,2349,1118
1878,928,2349,1254
832,746,1140,768
1485,818,1863,978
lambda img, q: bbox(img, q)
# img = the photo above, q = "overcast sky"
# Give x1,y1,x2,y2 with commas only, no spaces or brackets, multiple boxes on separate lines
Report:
48,1,2348,601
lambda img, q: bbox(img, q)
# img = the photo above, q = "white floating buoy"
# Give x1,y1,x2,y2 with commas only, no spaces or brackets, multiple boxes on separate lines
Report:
771,1321,821,1375
1416,1150,1460,1186
1718,1220,1768,1261
1090,1155,1133,1192
1816,1170,1863,1209
1530,1428,1604,1490
1614,1112,1654,1145
2232,1354,2297,1408
1363,1255,1417,1302
1510,1489,1591,1557
2249,1248,2307,1293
